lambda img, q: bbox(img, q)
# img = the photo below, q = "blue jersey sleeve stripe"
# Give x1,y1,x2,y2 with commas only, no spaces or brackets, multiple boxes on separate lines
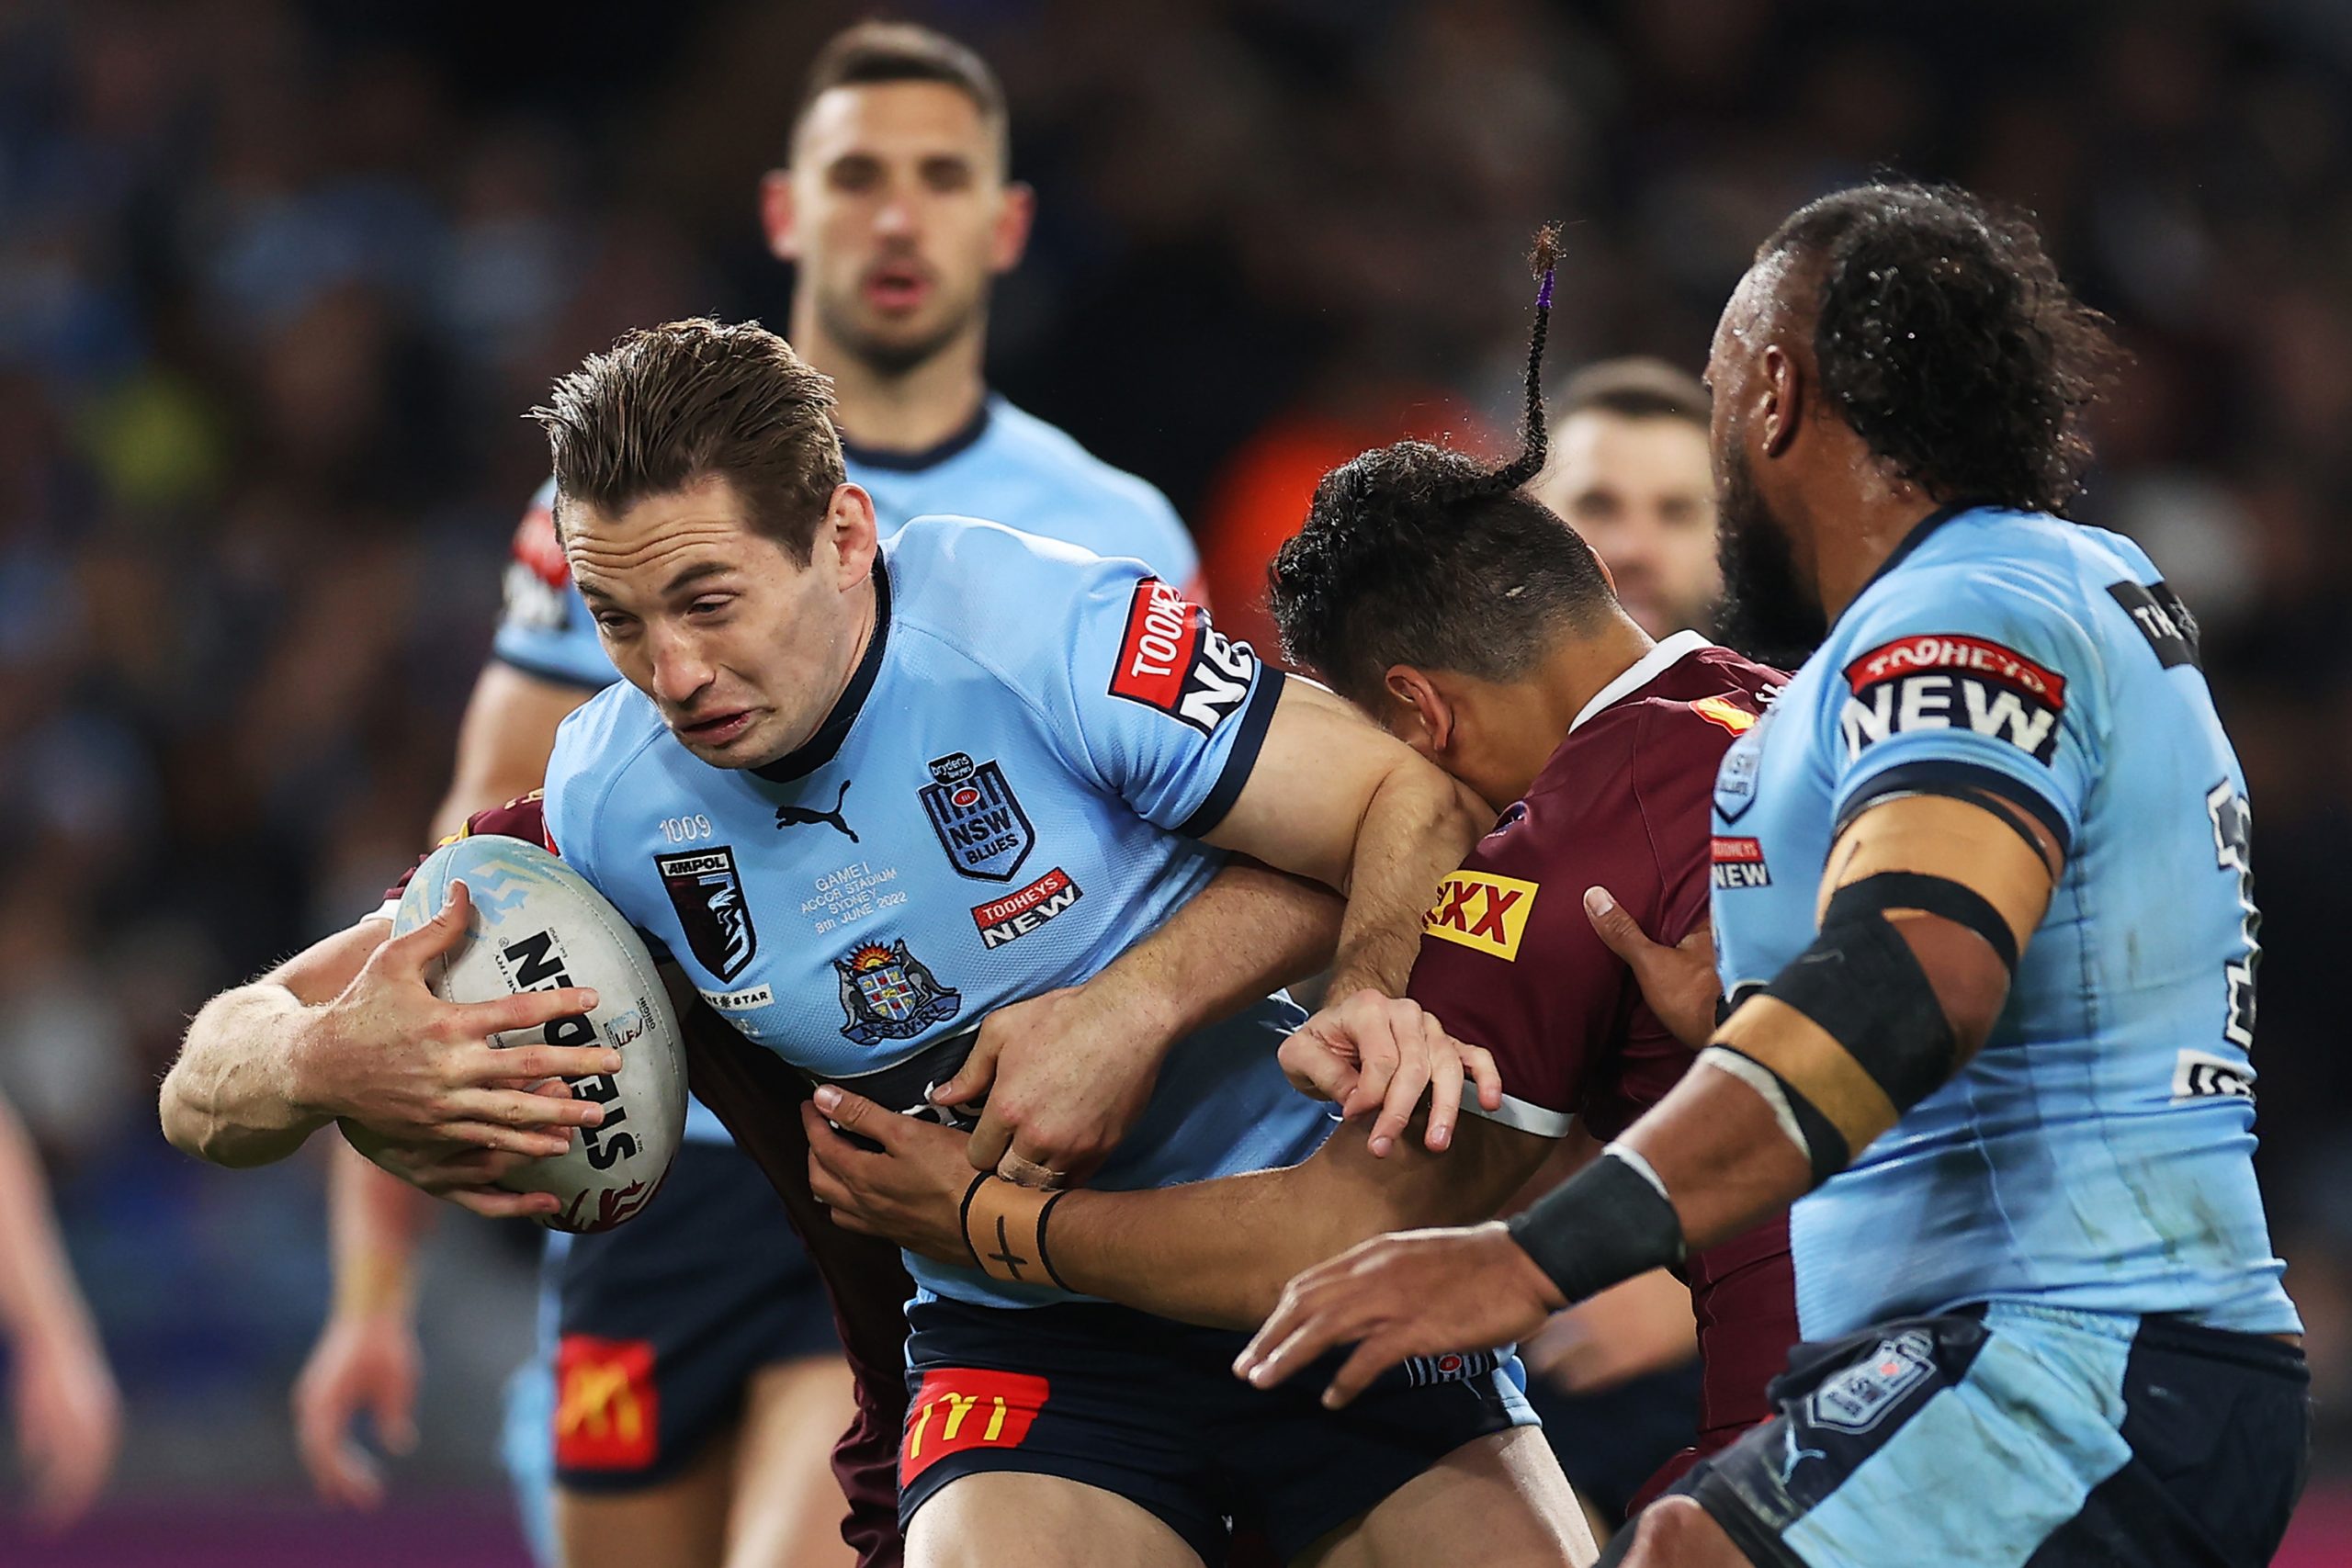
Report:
1834,758,2074,860
487,648,616,693
1174,670,1285,838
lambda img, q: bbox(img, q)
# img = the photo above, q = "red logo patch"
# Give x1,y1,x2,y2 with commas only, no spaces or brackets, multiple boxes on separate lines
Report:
900,1368,1050,1484
511,504,570,590
1843,634,2065,707
1107,577,1257,734
972,867,1083,949
554,1336,657,1471
1711,836,1770,889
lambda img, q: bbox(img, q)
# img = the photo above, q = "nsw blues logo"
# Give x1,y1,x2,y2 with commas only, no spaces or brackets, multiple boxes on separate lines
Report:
835,939,962,1045
1713,719,1767,825
655,847,758,981
919,753,1035,884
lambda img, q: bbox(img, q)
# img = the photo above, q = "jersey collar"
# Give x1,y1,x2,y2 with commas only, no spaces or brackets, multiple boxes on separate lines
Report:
838,395,995,473
1569,628,1713,732
1855,497,1996,599
752,556,892,785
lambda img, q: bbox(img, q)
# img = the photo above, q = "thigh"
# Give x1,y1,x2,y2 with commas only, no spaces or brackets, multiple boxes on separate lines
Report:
1305,1427,1595,1568
1681,1306,2133,1568
909,1472,1204,1568
556,1139,836,1495
724,1355,860,1568
558,1432,736,1568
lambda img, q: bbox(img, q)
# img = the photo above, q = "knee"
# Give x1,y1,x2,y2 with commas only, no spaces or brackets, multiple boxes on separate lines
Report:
1615,1496,1738,1567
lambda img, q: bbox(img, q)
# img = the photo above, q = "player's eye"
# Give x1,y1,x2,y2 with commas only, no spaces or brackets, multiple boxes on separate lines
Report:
593,611,638,636
922,158,973,193
686,595,734,620
830,157,881,193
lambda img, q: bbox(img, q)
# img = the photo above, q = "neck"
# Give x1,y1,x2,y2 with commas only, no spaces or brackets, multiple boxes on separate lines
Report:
1806,471,1942,623
1488,613,1660,801
792,298,989,454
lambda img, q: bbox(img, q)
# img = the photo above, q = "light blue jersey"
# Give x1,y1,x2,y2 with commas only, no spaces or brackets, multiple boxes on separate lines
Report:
492,393,1199,692
1710,503,2298,1341
490,394,1198,1149
543,518,1324,1309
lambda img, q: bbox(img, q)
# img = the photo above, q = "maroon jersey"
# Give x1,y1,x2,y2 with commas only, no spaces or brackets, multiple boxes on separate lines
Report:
386,796,910,1568
1403,634,1798,1491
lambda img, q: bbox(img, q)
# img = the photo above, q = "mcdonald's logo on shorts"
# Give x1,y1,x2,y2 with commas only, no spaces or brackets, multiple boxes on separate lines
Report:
555,1335,659,1471
900,1367,1051,1485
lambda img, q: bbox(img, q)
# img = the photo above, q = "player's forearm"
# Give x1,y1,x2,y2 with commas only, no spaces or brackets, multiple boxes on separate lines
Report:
1047,1157,1473,1329
0,1094,103,1354
1327,765,1487,998
327,1141,435,1321
162,982,335,1168
1099,861,1341,1041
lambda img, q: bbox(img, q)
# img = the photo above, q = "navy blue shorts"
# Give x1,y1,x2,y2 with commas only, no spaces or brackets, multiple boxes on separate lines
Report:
1648,1302,2310,1568
551,1137,842,1492
899,1295,1537,1564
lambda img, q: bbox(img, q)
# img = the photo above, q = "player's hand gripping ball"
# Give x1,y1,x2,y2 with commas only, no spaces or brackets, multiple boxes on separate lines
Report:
376,835,687,1232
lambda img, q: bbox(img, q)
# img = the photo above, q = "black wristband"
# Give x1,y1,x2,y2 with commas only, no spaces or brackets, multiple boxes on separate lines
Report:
1504,1148,1685,1306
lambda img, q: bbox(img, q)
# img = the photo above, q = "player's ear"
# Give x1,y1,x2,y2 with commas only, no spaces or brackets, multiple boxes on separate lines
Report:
989,180,1036,275
825,483,880,590
1759,343,1802,458
759,169,799,263
1383,666,1451,755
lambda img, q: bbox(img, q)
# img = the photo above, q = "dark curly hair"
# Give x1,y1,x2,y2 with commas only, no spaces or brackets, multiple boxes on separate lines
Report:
1269,227,1618,701
1760,182,2120,515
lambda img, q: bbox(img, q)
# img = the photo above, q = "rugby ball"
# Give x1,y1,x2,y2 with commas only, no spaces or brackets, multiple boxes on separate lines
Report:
386,834,686,1233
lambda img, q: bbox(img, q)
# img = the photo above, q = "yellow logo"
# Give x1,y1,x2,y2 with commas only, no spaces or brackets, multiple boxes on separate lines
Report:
1422,872,1540,961
1690,695,1758,735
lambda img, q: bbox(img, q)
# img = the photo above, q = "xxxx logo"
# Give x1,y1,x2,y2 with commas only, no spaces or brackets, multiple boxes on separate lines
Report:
1422,871,1540,961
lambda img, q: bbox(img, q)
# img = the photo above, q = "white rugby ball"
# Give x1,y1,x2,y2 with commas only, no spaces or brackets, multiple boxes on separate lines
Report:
388,833,686,1233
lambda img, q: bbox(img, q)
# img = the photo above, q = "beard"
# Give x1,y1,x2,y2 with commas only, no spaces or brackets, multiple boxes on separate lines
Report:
817,284,982,381
1712,444,1827,667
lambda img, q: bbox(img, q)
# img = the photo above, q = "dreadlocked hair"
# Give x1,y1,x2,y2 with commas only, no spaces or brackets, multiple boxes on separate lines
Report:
1761,182,2120,514
1492,222,1561,491
1268,226,1614,703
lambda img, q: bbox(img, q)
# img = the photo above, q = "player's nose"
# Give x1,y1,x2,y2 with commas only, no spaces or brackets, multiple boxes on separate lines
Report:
646,628,716,705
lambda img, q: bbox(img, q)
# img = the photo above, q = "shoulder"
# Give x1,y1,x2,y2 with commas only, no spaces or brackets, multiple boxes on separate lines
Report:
981,400,1191,563
888,516,1151,665
1837,509,2116,686
544,679,667,844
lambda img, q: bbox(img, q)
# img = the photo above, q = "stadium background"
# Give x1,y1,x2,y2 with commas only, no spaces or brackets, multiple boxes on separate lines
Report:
2,0,2348,1560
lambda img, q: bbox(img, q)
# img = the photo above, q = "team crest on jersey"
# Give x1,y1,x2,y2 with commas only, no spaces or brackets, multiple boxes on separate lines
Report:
654,847,758,981
835,939,963,1045
919,753,1036,883
1714,728,1763,824
1805,1328,1939,1434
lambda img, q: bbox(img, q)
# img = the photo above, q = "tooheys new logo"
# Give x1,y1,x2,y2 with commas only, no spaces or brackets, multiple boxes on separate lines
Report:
1840,633,2068,763
1108,577,1256,734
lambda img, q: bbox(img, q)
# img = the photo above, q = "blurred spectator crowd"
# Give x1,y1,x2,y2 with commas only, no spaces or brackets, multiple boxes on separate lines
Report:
1,0,2348,1502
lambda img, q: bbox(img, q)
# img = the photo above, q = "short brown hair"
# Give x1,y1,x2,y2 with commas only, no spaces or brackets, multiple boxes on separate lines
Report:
530,318,846,562
790,22,1010,170
1555,356,1710,429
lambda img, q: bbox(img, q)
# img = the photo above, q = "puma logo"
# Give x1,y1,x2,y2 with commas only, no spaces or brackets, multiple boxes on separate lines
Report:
776,780,857,842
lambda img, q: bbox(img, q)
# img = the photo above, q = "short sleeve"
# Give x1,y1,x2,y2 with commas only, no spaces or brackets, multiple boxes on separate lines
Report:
1406,807,1633,1140
1826,570,2105,856
1047,564,1283,836
489,478,619,692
